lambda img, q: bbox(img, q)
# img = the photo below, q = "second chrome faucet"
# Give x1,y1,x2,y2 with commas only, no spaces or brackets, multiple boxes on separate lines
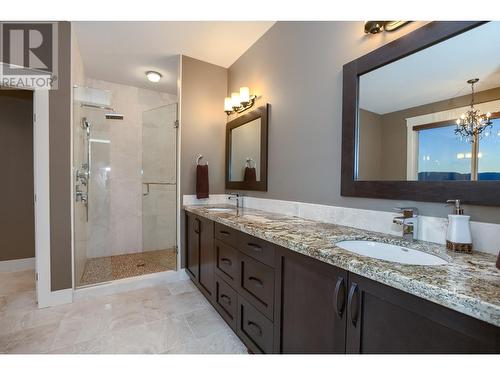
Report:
393,207,418,241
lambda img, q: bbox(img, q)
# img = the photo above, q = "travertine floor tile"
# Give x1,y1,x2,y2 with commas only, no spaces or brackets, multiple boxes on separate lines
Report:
0,270,246,354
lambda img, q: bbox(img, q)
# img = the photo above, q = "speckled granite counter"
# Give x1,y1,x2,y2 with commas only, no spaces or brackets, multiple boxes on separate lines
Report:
183,204,500,327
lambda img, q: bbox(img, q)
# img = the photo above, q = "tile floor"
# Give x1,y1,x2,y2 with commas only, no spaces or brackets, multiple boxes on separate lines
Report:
0,270,247,354
79,248,177,287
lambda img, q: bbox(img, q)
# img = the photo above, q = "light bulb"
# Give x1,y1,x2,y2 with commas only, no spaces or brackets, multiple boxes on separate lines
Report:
231,92,240,109
224,97,232,112
239,87,250,104
146,71,162,83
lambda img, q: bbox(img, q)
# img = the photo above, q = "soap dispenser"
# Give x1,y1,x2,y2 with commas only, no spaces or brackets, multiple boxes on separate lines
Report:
445,199,472,253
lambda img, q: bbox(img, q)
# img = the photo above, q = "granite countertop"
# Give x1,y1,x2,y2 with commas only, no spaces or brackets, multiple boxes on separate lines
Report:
183,204,500,327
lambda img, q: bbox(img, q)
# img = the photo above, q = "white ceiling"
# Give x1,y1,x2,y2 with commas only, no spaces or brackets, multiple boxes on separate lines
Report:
74,21,275,94
359,22,500,115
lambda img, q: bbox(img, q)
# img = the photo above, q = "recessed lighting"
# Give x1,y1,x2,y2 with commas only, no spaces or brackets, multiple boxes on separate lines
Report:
146,71,162,83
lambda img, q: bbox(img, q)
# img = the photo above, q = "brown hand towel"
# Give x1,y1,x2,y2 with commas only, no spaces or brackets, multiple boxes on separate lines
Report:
244,167,257,183
196,164,209,199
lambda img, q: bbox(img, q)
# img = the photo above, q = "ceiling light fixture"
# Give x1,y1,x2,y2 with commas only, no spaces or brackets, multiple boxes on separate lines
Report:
146,71,162,83
455,78,492,143
364,21,410,34
224,86,257,115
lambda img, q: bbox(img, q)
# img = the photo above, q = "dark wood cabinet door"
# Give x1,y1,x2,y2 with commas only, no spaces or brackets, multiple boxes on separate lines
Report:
186,213,200,281
346,273,500,354
198,217,215,299
276,248,348,353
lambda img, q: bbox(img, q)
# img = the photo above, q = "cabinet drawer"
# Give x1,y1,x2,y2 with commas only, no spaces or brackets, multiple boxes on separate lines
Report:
215,240,238,287
215,223,239,248
237,296,274,354
239,232,275,267
239,253,275,320
214,275,238,330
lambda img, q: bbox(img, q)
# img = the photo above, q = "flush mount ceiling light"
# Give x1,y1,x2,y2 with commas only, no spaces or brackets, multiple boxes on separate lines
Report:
364,21,410,34
224,86,257,115
455,78,493,143
146,71,162,83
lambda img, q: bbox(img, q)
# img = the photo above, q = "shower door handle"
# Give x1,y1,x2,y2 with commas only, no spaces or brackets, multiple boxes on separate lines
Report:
143,183,150,196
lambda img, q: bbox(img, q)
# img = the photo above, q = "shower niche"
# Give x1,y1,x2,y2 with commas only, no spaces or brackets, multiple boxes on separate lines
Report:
73,85,178,288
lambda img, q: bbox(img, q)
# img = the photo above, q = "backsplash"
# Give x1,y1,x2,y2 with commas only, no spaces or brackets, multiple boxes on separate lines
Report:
183,194,500,255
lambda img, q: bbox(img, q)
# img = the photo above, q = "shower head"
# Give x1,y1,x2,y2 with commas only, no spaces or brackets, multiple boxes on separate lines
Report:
105,113,124,120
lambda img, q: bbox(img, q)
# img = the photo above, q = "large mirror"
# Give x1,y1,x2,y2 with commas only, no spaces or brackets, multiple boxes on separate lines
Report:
226,104,268,191
342,22,500,205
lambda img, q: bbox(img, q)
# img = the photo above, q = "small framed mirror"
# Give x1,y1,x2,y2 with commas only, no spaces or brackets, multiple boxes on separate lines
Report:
226,104,269,191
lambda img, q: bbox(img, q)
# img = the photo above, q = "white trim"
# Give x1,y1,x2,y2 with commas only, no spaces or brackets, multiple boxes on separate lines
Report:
406,121,419,180
176,54,182,270
38,288,73,308
33,88,57,308
0,257,35,272
73,269,189,300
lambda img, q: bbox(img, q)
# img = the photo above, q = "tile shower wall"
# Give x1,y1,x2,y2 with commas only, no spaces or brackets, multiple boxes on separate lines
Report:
84,78,176,258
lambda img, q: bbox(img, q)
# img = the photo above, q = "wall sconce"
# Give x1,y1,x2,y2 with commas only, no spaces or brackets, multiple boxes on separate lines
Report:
364,21,410,34
224,87,256,115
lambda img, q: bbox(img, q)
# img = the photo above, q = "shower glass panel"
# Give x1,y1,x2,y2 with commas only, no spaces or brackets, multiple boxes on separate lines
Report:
141,104,178,271
73,85,178,288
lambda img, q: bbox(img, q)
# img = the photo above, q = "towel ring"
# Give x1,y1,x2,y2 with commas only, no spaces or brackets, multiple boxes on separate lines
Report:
197,154,207,166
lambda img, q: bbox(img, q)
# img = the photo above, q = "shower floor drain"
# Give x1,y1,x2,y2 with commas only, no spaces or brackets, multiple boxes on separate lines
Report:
136,262,146,267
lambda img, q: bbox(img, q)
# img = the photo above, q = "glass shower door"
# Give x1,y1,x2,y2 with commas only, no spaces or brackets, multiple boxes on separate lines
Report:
142,103,178,271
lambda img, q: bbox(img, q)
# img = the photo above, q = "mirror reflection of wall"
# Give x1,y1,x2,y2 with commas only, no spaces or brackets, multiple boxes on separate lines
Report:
230,118,261,182
356,21,500,182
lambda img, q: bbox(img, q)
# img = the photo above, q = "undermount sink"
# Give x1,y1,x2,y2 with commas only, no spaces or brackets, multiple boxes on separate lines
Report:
336,240,448,266
206,207,235,213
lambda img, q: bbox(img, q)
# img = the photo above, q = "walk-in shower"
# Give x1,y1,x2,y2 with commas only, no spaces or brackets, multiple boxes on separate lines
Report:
73,85,178,288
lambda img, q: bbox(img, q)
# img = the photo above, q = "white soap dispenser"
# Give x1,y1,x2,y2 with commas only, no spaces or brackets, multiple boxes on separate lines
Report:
445,199,472,253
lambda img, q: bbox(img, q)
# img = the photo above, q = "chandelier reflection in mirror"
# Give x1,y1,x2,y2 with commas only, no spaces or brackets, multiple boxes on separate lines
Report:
455,78,493,143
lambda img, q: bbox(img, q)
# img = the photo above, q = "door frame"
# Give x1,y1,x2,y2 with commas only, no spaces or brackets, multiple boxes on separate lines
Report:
1,66,56,308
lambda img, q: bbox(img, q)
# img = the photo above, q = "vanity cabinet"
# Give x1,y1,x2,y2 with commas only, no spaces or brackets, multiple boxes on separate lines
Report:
185,212,215,301
184,211,500,354
345,273,499,354
275,248,348,353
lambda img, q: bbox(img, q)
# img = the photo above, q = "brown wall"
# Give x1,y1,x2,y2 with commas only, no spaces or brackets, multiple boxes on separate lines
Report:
0,90,35,261
180,55,228,266
358,109,382,180
49,21,72,291
227,21,500,224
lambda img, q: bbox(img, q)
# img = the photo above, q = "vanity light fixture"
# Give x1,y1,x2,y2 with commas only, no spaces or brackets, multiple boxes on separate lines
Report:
146,71,162,83
224,87,256,115
364,21,410,34
455,78,492,143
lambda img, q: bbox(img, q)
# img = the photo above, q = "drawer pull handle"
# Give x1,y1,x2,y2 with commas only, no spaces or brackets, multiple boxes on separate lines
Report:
248,276,263,287
220,294,231,305
221,257,232,266
193,218,200,234
219,230,230,236
247,321,262,337
247,243,262,252
334,276,346,318
348,282,359,327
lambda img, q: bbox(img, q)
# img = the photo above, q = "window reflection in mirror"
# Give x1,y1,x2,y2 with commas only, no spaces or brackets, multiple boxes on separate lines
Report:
229,118,261,182
356,21,500,182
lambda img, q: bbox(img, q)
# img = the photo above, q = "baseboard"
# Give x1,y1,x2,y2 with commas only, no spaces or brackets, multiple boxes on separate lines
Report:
0,257,35,272
38,288,73,309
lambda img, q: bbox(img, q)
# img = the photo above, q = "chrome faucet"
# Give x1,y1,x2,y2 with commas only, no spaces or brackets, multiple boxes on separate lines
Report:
228,193,242,209
393,207,418,241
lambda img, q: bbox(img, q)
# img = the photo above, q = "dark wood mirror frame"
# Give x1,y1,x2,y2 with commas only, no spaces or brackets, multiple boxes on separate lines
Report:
225,104,269,191
341,21,500,206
